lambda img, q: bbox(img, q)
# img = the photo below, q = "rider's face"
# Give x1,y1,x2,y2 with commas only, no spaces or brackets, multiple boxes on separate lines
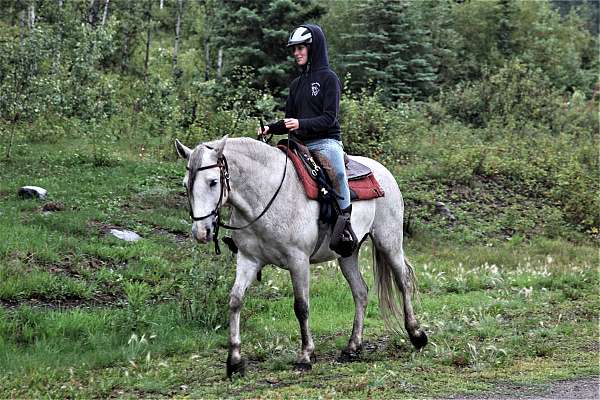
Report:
292,45,308,66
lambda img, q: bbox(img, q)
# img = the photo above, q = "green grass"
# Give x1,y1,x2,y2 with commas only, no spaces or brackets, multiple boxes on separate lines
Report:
0,134,598,398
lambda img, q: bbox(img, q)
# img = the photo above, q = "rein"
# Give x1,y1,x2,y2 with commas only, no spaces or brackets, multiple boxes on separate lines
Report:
187,136,289,254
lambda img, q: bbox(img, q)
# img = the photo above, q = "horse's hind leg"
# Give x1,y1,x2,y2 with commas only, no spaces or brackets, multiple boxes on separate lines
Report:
372,233,428,349
338,251,368,360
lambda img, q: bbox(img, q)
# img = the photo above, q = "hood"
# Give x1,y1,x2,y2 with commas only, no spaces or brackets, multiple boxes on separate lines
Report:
302,24,329,72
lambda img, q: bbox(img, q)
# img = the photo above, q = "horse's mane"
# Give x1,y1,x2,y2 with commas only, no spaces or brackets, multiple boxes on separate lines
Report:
204,136,281,166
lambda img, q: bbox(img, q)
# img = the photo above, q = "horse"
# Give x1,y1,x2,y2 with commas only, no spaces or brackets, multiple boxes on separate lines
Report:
174,135,427,377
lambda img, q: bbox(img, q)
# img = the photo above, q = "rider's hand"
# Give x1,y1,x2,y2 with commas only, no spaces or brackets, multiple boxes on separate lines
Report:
257,125,270,137
284,118,299,131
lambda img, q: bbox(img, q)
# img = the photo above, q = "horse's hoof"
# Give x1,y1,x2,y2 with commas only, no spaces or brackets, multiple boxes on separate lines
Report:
226,357,246,379
338,347,362,363
294,361,312,371
409,330,428,350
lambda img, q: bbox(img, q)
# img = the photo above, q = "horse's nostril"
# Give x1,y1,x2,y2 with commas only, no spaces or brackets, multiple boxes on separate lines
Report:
206,228,211,237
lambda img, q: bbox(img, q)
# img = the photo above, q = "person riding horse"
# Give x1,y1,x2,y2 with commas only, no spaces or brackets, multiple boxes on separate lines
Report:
259,24,357,256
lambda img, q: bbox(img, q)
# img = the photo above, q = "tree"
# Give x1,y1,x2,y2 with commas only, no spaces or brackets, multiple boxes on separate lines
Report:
340,0,437,102
173,0,184,79
213,0,326,99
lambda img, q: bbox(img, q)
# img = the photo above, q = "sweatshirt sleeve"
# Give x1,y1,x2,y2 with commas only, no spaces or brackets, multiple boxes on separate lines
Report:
266,119,288,135
267,82,296,135
298,74,340,134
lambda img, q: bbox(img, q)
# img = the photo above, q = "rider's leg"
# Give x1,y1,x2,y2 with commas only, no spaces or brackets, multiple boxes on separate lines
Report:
304,138,350,210
304,139,357,257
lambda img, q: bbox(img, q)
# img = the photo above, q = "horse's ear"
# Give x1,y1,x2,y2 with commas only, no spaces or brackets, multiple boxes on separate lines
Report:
175,139,191,160
214,135,229,158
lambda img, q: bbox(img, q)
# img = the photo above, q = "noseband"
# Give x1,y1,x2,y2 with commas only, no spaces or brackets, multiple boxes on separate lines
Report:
186,142,288,254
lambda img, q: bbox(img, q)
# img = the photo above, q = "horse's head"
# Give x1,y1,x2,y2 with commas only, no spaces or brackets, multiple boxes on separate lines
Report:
175,136,229,244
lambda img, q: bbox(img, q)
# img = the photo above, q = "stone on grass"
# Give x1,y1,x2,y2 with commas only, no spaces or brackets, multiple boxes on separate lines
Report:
18,186,48,199
109,229,142,242
435,201,457,221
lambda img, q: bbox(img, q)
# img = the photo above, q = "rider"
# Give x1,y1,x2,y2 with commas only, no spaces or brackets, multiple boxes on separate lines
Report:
259,24,357,256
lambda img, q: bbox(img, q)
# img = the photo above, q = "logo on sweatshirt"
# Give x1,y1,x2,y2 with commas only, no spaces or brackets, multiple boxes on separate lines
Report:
311,82,320,97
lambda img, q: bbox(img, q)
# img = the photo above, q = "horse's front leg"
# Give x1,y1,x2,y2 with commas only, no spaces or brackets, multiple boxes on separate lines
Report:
289,262,315,370
227,255,260,379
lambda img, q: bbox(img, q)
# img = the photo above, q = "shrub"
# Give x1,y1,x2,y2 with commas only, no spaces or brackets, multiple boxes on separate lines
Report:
438,60,563,130
178,259,232,330
340,90,404,158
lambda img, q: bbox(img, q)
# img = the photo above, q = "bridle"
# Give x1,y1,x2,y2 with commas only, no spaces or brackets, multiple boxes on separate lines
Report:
186,138,289,255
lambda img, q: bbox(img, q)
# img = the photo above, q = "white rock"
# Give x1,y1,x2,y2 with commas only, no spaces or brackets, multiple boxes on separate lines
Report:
109,229,141,242
18,186,48,199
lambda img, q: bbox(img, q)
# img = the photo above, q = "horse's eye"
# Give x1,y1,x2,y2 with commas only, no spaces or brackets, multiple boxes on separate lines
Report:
210,179,218,188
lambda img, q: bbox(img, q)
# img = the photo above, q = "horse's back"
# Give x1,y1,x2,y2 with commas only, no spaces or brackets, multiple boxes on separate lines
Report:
348,155,402,200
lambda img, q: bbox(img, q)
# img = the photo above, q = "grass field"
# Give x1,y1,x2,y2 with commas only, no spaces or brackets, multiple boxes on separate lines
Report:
0,135,598,398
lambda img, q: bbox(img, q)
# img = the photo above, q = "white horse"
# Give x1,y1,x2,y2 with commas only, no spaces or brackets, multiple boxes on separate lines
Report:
175,136,427,377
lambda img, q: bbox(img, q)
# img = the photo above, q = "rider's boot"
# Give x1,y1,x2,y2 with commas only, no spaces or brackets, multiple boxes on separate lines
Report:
330,205,358,258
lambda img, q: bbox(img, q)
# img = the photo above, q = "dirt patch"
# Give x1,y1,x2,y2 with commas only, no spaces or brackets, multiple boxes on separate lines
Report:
0,292,122,311
151,226,189,243
583,340,600,353
126,190,187,211
447,376,599,400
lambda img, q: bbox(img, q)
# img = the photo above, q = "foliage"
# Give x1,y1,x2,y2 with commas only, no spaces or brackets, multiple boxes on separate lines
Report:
178,259,232,330
340,0,437,102
213,0,326,99
448,0,598,90
437,59,598,134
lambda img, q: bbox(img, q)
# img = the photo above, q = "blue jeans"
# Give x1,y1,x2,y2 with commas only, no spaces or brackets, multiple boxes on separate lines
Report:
304,138,351,210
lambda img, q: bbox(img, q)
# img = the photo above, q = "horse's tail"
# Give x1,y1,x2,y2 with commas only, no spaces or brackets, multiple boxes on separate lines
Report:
372,243,418,332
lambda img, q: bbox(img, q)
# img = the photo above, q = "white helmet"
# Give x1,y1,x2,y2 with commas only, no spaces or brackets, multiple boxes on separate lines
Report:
287,26,312,47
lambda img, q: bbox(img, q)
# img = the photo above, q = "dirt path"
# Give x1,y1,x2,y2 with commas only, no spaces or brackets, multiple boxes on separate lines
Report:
450,376,599,400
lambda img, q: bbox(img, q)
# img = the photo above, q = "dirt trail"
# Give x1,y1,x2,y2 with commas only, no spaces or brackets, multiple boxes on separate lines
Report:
450,376,599,400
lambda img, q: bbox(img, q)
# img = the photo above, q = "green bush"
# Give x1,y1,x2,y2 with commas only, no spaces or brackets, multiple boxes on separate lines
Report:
178,259,232,330
340,90,403,158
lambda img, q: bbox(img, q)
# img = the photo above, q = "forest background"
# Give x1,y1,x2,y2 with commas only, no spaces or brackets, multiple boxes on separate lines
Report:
1,0,598,233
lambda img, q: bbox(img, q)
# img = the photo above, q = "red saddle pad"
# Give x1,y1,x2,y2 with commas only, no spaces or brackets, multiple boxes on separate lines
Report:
277,146,385,201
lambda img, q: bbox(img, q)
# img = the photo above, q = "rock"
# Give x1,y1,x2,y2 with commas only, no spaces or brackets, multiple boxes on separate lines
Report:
435,201,457,221
18,186,47,199
109,229,142,242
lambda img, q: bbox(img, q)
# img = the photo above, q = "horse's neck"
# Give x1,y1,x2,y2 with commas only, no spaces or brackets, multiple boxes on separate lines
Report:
224,139,288,220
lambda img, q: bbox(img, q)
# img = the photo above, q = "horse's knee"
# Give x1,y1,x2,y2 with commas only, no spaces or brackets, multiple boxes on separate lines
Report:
294,298,309,321
229,293,243,312
356,286,368,306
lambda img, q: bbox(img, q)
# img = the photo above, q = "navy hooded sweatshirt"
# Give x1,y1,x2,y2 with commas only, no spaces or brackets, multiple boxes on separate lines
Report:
268,24,342,142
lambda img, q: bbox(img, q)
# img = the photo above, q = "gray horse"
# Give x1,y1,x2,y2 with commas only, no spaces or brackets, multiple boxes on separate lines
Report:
175,136,427,377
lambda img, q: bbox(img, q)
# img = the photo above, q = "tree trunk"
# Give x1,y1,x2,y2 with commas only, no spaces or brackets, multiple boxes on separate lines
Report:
121,32,130,73
204,36,210,81
144,0,152,82
58,0,63,7
172,0,183,77
28,1,35,29
160,0,164,10
88,0,99,27
18,9,25,46
101,0,110,26
216,47,223,81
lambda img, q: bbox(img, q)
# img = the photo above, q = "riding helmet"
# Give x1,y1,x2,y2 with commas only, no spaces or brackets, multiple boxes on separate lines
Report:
287,26,312,47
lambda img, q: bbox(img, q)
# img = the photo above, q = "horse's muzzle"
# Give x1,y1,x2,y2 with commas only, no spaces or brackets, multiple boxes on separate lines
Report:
191,222,214,244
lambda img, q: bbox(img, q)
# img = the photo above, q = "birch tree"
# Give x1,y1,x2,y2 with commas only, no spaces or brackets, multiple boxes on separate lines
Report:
101,0,110,26
172,0,184,78
144,0,153,81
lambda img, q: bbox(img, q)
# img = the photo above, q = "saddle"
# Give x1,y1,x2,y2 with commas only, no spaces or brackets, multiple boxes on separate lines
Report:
276,139,385,203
